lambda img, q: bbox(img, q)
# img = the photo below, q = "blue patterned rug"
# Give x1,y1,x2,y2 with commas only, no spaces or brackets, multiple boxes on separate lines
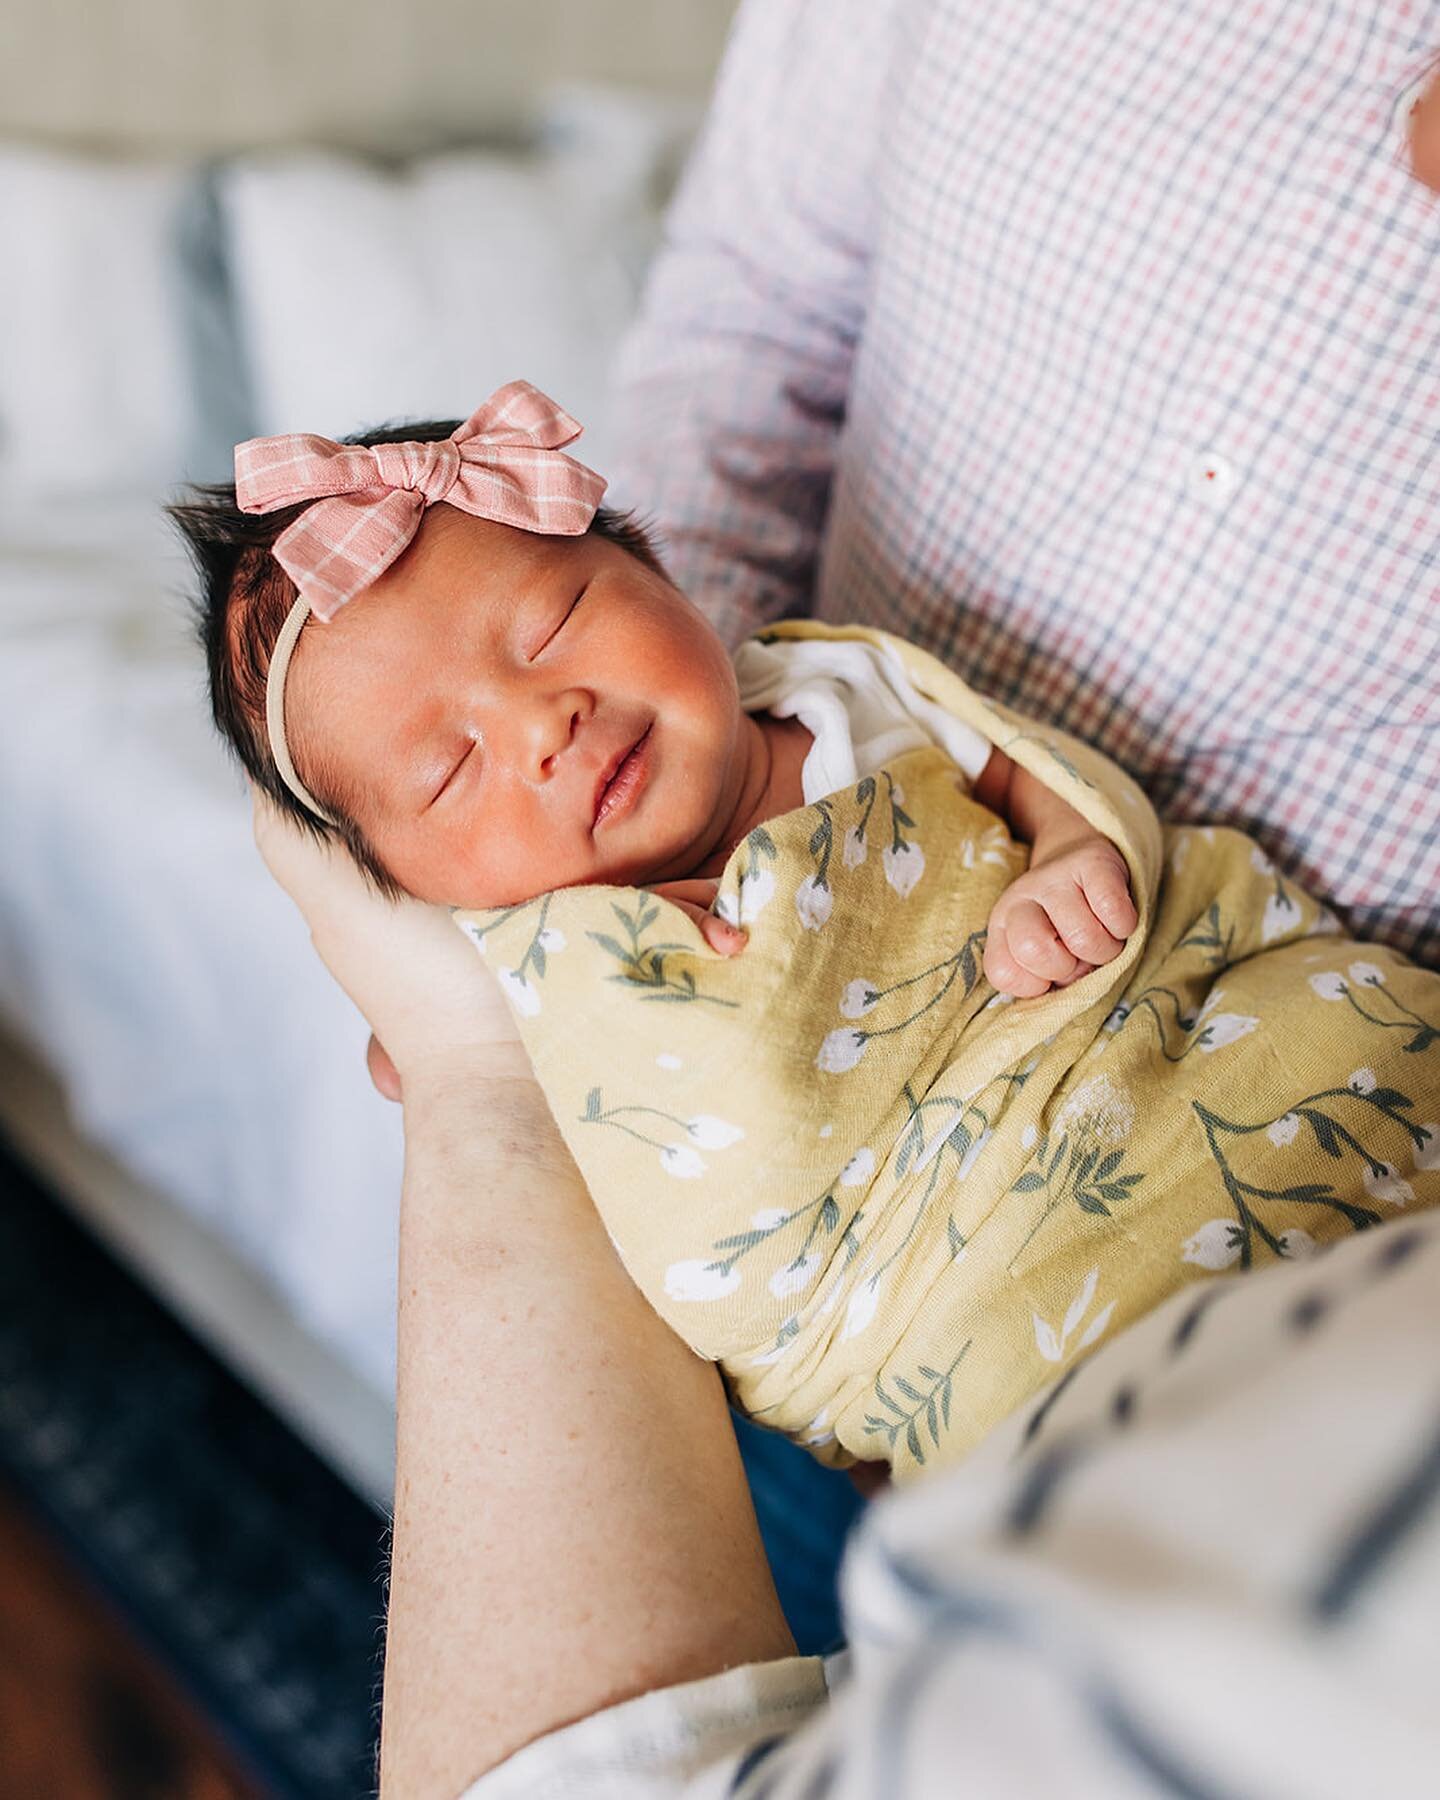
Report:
0,1135,387,1797
0,1133,861,1798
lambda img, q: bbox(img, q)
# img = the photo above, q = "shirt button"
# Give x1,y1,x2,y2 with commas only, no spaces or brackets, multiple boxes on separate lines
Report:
1190,448,1236,505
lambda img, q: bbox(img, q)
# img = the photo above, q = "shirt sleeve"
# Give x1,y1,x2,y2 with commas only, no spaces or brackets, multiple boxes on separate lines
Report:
605,0,907,646
457,1655,832,1800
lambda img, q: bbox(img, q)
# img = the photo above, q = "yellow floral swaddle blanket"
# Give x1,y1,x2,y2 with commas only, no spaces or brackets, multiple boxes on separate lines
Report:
456,623,1440,1478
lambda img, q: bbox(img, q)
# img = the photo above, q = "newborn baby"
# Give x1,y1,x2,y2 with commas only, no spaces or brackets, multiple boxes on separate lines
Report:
174,385,1440,1477
176,384,1134,1001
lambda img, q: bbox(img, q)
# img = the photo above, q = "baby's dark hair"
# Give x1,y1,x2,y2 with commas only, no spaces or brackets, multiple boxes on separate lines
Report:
167,417,663,897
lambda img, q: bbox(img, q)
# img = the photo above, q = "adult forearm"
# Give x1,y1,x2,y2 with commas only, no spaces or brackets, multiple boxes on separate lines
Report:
379,1064,793,1798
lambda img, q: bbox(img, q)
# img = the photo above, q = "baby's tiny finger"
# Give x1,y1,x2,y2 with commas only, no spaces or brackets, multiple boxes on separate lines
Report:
1082,859,1139,938
1044,886,1124,966
1004,897,1085,984
700,912,747,956
984,926,1052,998
672,898,745,955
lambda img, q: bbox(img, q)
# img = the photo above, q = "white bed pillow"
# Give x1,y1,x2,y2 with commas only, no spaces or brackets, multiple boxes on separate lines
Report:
217,142,654,475
0,147,193,499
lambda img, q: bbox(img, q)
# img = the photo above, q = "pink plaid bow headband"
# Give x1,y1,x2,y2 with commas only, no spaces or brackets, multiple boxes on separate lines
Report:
235,380,608,824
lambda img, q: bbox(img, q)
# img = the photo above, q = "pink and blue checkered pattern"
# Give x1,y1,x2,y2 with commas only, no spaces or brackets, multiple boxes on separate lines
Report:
611,0,1440,963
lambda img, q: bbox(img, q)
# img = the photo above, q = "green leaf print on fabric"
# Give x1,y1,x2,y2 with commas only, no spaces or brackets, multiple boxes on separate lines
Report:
1187,1070,1437,1268
861,1342,972,1467
579,1088,745,1183
586,896,739,1008
817,931,989,1076
1309,962,1440,1054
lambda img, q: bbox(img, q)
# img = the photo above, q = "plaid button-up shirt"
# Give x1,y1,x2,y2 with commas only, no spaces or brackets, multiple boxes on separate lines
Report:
610,0,1440,963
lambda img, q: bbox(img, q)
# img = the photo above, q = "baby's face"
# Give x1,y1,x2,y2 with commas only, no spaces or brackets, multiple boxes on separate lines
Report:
285,506,746,907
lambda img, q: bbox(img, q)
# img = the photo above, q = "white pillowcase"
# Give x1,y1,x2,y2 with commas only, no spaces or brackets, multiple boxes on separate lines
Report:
218,143,655,475
0,147,192,499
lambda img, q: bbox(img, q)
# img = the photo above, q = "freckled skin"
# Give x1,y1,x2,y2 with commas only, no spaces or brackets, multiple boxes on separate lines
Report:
284,506,787,908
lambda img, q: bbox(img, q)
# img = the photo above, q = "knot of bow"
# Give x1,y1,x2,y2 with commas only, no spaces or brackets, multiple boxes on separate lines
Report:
233,380,608,620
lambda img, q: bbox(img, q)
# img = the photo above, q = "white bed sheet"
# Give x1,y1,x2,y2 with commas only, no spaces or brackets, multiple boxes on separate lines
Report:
0,499,404,1400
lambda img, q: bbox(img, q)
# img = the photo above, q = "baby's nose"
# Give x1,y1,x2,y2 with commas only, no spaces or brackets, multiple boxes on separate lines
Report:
523,688,591,779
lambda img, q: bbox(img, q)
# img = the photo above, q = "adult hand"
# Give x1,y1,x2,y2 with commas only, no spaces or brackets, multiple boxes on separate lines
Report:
252,791,524,1094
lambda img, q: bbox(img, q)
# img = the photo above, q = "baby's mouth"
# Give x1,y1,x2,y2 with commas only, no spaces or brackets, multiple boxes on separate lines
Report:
593,727,652,831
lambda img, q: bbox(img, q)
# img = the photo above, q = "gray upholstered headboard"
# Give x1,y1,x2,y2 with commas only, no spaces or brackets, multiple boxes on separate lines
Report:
0,0,736,154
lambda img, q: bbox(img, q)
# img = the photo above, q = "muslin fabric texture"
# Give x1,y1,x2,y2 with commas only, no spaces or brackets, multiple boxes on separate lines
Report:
458,624,1440,1477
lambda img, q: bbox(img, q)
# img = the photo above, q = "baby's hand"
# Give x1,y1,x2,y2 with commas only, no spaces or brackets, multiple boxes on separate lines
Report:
983,835,1137,998
651,877,747,957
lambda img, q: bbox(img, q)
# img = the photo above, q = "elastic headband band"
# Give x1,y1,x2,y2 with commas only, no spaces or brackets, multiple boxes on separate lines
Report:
265,595,334,824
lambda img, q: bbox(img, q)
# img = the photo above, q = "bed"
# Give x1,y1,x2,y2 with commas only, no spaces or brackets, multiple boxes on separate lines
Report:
0,0,731,1503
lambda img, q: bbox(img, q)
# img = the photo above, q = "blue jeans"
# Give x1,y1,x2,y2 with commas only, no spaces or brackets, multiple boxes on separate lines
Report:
732,1412,865,1655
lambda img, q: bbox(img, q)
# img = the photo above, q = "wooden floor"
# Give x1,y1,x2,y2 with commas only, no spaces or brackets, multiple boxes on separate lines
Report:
0,1485,263,1799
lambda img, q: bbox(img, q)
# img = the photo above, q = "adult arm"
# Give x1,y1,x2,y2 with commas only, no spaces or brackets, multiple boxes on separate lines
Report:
252,802,794,1797
607,0,905,643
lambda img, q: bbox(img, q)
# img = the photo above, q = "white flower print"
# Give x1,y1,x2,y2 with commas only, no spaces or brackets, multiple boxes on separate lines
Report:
1415,1126,1440,1171
817,1028,868,1074
801,1410,836,1448
656,1052,682,1070
740,867,777,921
795,874,834,931
1170,833,1191,875
1277,1229,1317,1260
1250,845,1275,875
716,867,776,926
1261,890,1301,945
751,1207,788,1230
882,839,926,897
841,1278,881,1341
769,1252,822,1298
1032,1267,1115,1364
1182,1219,1245,1270
1021,1123,1039,1150
664,1259,741,1302
842,825,868,869
497,967,541,1017
1267,1113,1301,1147
1057,1075,1135,1144
686,1114,745,1149
840,979,879,1020
1103,1002,1130,1034
1309,972,1347,1001
1348,961,1385,989
979,824,1012,867
659,1144,707,1180
460,921,490,956
1363,1163,1414,1207
840,1147,876,1188
1196,1012,1259,1052
956,1128,992,1181
1346,1068,1377,1095
537,926,567,952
